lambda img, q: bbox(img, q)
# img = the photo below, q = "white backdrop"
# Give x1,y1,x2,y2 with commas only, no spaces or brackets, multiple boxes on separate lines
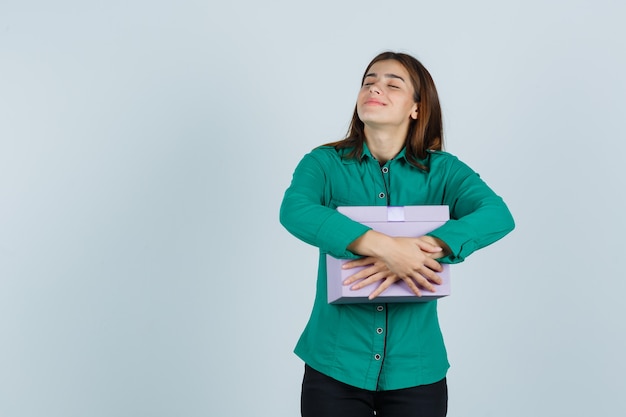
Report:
1,1,625,416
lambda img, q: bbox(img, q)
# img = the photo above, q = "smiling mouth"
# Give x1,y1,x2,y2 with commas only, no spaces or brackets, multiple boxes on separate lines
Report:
364,99,385,106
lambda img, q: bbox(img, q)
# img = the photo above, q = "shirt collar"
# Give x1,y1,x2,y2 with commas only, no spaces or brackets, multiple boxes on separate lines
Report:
361,142,408,163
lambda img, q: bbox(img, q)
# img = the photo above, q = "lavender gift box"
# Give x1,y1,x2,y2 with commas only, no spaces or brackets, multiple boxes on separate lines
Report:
327,205,451,304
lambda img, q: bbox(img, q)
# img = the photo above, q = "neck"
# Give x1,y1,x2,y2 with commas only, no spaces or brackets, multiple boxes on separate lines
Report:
364,125,407,164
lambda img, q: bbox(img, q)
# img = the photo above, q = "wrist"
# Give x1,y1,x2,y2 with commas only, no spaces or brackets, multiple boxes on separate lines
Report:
347,230,392,258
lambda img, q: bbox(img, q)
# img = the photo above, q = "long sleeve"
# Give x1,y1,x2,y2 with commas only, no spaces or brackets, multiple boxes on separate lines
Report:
279,150,371,259
426,152,515,263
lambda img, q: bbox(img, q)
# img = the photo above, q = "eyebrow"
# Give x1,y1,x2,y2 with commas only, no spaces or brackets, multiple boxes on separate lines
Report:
364,72,406,83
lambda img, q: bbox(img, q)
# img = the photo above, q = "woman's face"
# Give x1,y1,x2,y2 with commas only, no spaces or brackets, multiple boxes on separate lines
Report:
356,59,418,132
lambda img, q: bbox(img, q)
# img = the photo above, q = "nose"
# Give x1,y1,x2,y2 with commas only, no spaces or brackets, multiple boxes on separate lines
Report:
369,84,381,94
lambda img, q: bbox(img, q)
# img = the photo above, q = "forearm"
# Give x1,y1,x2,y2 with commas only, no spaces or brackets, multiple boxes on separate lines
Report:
279,153,371,258
280,195,370,257
428,158,515,263
428,199,514,263
348,231,450,259
346,230,393,258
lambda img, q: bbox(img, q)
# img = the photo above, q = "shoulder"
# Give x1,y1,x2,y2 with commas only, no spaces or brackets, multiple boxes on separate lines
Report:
310,145,340,157
428,149,462,166
303,145,353,165
290,146,346,176
427,150,476,175
428,149,459,161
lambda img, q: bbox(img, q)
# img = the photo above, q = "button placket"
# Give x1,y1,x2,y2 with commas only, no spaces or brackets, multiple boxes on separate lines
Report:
378,164,390,203
371,304,386,366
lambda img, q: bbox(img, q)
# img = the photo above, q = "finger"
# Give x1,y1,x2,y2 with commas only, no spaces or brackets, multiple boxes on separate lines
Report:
343,269,368,285
424,251,445,260
413,270,441,292
342,256,377,269
421,267,442,285
343,265,387,285
368,276,398,300
415,240,442,253
423,257,443,273
350,271,389,290
402,276,424,297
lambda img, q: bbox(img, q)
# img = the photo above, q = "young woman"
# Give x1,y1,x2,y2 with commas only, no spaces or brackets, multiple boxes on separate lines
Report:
280,51,515,417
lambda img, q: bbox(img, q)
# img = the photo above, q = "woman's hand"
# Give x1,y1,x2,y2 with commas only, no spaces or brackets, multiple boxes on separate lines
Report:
343,235,447,299
415,235,450,260
341,257,402,299
342,256,393,288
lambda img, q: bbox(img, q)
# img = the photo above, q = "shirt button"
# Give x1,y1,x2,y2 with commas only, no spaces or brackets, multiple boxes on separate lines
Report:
376,328,383,334
381,167,389,173
374,354,381,360
376,305,384,312
378,192,385,199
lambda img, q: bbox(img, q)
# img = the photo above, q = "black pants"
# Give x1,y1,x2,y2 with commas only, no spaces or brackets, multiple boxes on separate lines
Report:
301,365,448,417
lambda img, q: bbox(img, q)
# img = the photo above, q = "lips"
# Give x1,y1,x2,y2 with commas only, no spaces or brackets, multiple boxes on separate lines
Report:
364,98,385,106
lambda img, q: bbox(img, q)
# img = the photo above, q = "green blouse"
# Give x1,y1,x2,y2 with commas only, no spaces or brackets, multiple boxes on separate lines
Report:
279,144,514,391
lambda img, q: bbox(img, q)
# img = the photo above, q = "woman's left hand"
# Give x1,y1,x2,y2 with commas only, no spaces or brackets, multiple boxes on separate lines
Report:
342,256,393,288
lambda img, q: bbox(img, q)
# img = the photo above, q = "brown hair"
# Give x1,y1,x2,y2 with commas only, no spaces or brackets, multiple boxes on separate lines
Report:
326,51,443,171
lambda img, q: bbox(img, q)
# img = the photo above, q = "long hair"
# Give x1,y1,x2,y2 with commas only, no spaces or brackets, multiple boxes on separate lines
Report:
327,51,444,171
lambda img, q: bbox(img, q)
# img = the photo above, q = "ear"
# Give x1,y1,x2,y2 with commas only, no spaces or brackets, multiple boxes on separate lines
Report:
410,103,419,120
